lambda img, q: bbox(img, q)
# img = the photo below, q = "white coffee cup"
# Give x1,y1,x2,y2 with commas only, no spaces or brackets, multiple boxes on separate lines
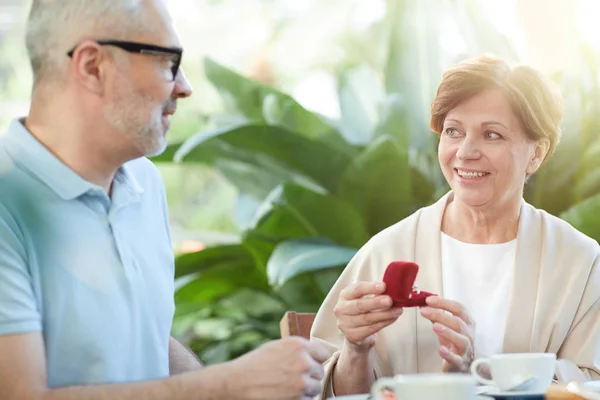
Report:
370,373,477,400
470,353,557,392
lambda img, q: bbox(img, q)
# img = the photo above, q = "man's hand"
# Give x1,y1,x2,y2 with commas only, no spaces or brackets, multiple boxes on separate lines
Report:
227,337,329,400
419,296,476,373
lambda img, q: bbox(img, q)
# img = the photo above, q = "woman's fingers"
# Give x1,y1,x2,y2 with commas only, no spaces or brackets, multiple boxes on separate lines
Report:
344,316,401,344
425,296,474,326
432,322,469,352
439,345,465,370
335,295,394,317
419,307,468,335
339,282,386,301
338,307,403,331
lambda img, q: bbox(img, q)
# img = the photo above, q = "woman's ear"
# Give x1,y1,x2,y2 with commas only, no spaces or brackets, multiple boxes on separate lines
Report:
526,138,550,175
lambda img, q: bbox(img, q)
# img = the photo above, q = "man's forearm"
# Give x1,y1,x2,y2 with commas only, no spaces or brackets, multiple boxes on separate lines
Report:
41,364,229,400
169,336,203,375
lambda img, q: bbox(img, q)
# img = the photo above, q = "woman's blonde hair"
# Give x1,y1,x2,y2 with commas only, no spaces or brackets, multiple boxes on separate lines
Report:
430,55,564,163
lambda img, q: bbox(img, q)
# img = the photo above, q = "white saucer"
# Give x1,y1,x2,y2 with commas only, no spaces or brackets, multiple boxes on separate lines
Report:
478,386,546,398
333,394,492,399
584,380,600,392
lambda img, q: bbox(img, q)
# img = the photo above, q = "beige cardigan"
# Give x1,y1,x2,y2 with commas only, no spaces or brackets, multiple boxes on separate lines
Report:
311,192,600,399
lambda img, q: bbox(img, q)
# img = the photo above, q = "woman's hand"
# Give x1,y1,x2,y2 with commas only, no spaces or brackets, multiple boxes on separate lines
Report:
419,296,476,372
333,282,404,352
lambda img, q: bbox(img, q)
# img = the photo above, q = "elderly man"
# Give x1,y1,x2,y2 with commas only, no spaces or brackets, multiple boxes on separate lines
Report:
0,0,327,399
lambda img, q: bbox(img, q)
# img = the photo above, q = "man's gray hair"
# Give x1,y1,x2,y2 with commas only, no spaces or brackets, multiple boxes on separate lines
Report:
25,0,148,86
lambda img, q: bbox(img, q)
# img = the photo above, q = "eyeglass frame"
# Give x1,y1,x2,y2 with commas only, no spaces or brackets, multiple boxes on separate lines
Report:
67,40,183,82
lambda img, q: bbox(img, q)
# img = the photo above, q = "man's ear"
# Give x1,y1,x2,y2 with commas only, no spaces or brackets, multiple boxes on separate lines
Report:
526,138,550,175
69,40,108,95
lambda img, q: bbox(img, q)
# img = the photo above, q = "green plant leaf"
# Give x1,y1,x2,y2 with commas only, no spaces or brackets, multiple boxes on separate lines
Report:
338,65,385,145
204,57,271,122
174,124,356,194
175,244,252,278
575,168,600,202
218,289,285,319
275,275,332,312
372,93,410,149
150,142,181,163
214,158,293,200
338,134,412,235
250,182,370,248
241,229,279,274
199,341,231,365
525,139,585,215
560,193,600,243
266,239,357,286
174,253,269,304
205,57,347,148
261,93,346,147
383,0,441,156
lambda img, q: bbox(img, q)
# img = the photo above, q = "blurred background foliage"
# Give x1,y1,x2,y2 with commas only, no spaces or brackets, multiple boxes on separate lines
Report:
1,0,599,364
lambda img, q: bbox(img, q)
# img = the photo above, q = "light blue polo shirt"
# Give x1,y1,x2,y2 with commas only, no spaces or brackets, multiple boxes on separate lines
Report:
0,119,175,388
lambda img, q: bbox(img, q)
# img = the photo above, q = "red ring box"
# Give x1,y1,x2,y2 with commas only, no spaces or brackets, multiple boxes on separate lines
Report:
382,261,436,307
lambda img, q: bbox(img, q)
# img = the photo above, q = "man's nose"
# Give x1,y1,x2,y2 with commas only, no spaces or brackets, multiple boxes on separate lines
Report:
173,68,193,99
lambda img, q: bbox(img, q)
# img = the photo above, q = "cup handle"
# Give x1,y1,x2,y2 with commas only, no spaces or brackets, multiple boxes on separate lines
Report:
470,358,496,386
371,378,398,400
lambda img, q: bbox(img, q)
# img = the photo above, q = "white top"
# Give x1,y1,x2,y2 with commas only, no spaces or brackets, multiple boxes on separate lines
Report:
329,233,518,397
441,232,516,358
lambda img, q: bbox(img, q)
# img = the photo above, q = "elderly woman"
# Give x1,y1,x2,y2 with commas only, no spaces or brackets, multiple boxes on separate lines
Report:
310,55,600,398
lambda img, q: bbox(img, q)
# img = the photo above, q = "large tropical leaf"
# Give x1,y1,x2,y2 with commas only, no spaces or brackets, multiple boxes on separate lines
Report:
383,0,441,156
372,93,410,149
266,239,358,287
175,259,269,304
560,193,600,243
204,57,349,149
174,244,252,279
338,134,412,235
337,65,386,146
150,142,181,163
174,124,356,194
250,182,371,248
241,229,279,275
575,168,600,202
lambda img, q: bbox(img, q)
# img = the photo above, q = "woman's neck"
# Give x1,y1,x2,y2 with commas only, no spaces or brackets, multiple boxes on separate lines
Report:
441,195,521,244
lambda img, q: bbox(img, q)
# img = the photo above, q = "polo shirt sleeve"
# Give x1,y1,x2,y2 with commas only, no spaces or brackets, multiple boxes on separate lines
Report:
0,203,41,335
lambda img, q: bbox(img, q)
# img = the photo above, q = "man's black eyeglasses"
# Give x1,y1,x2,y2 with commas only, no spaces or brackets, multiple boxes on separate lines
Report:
67,40,183,82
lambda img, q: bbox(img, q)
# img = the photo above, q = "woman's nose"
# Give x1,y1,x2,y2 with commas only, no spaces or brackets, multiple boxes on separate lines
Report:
456,136,481,160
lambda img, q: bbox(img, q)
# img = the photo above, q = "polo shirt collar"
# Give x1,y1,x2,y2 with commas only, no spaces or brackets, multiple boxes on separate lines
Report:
3,118,144,201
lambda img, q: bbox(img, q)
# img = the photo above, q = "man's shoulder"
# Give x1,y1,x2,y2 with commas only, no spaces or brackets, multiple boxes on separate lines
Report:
124,156,161,178
0,144,36,202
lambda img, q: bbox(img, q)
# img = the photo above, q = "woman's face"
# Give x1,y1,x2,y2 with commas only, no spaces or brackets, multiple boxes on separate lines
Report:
438,88,547,209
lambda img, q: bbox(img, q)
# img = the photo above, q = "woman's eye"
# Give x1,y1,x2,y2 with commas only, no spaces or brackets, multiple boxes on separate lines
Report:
444,128,460,137
486,131,502,140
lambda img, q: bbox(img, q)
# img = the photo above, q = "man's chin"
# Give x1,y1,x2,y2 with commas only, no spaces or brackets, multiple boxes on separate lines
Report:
144,141,168,158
